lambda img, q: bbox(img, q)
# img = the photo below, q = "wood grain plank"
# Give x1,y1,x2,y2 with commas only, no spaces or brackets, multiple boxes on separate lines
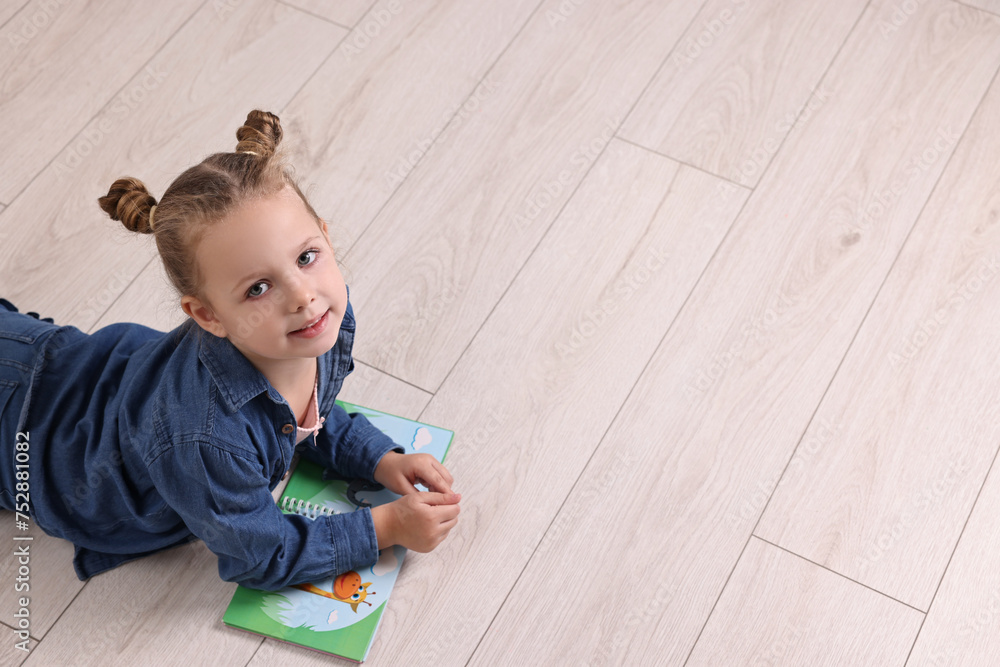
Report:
906,460,1000,665
280,0,535,250
343,140,746,666
962,0,1000,16
279,0,371,27
688,538,923,665
620,0,865,187
342,0,704,391
0,0,344,324
333,359,432,420
91,258,183,333
4,0,997,660
755,52,1000,610
0,0,202,202
23,541,262,666
467,2,1000,664
0,1,28,27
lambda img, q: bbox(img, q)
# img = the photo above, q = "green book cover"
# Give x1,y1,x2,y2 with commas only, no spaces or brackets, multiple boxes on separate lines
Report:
222,401,454,662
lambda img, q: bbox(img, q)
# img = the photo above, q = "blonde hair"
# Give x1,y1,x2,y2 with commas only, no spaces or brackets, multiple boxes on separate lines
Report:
98,110,324,304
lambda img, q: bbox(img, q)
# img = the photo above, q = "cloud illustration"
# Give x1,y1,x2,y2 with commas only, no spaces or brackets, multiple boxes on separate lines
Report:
372,547,399,577
411,426,432,451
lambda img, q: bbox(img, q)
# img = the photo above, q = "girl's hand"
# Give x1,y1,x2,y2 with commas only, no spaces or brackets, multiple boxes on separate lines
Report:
371,492,461,552
374,451,455,495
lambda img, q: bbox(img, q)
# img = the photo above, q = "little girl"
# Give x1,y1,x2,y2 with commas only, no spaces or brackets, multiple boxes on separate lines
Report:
0,110,460,591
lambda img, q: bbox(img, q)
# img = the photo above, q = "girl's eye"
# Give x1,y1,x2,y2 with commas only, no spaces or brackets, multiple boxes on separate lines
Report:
298,250,318,267
246,249,318,299
247,282,270,299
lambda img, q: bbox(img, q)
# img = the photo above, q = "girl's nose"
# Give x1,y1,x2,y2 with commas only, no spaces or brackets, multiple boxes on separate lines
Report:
286,275,315,311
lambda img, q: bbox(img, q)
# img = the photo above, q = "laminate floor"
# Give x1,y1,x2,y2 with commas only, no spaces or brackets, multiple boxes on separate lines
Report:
1,0,999,664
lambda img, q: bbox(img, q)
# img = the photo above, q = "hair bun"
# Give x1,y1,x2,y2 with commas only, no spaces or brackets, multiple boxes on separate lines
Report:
98,177,157,234
235,109,282,159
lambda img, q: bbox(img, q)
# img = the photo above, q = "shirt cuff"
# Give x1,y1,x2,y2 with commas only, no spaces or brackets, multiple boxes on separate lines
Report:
331,507,381,574
355,432,406,481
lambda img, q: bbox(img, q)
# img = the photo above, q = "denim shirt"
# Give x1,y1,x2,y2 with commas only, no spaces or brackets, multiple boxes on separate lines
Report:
7,292,401,590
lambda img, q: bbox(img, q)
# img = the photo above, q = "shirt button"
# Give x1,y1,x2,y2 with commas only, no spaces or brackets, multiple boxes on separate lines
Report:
281,424,294,434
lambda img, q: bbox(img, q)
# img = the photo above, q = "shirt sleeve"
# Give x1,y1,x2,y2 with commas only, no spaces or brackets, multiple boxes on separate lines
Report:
303,403,404,479
146,440,379,591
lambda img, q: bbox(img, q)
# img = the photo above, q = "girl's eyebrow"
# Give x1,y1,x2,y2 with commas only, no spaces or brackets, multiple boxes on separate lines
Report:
231,236,323,294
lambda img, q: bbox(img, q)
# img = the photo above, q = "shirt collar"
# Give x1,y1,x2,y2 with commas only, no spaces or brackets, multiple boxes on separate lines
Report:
195,323,276,413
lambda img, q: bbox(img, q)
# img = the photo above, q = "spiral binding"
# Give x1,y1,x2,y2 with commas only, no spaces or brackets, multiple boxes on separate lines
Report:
280,495,340,519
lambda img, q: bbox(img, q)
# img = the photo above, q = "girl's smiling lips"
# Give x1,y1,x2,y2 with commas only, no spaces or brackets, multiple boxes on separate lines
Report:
289,310,330,338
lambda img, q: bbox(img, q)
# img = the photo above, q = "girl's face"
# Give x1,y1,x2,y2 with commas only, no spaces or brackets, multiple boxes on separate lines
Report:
181,186,347,371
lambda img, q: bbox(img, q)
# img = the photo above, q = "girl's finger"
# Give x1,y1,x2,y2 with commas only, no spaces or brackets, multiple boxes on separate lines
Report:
396,473,420,494
434,461,454,486
433,502,461,522
434,475,453,495
416,470,452,494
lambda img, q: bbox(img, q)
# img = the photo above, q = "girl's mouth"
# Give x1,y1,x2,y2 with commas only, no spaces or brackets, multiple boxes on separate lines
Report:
289,310,330,338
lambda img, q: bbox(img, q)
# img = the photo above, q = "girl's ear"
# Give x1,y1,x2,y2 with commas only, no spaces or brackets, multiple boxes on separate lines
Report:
320,218,330,238
181,295,228,338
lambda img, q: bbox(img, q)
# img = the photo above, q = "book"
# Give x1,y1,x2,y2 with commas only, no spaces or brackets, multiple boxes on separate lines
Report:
222,400,454,662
